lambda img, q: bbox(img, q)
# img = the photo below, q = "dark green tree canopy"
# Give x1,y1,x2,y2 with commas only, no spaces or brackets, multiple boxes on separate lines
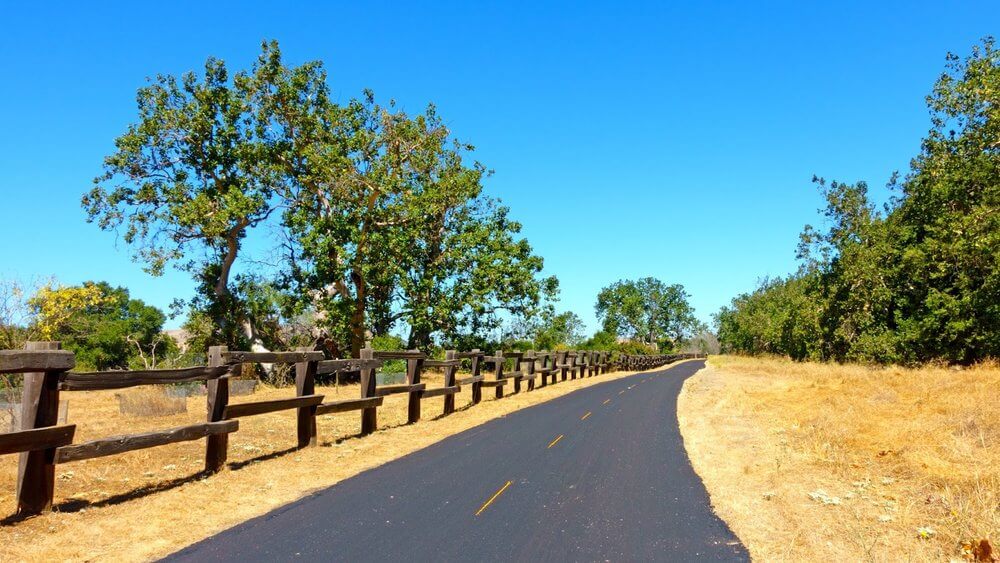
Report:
595,277,698,351
83,41,331,348
715,274,822,361
718,37,1000,365
29,281,167,371
281,93,556,355
527,310,586,350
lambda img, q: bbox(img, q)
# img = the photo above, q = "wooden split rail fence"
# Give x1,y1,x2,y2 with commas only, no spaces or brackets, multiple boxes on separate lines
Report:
618,353,704,371
0,342,704,515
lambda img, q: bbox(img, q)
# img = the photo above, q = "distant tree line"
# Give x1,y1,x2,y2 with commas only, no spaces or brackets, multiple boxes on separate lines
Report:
716,38,1000,365
497,277,703,355
0,272,703,372
0,279,178,371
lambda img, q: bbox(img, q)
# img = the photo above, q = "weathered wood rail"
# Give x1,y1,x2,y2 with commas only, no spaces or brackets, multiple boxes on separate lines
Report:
617,353,703,371
1,343,242,514
1,342,705,515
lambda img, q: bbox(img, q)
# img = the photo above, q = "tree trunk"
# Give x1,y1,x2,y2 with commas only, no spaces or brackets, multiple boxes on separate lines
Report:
407,325,432,351
369,281,394,336
216,235,239,300
349,268,366,358
211,233,241,348
404,217,444,352
241,319,268,352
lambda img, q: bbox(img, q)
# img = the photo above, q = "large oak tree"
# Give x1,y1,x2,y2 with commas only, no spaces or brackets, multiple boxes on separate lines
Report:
284,96,556,355
595,277,698,350
83,41,329,349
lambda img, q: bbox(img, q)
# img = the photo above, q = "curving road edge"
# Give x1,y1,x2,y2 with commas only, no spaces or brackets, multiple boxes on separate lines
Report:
166,360,748,562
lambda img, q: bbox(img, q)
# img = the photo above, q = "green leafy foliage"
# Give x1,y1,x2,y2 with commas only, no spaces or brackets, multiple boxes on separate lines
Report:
595,277,699,351
28,281,168,370
371,334,408,372
528,311,586,350
577,329,617,351
718,38,1000,364
715,275,822,361
281,92,557,355
83,41,557,358
83,41,330,349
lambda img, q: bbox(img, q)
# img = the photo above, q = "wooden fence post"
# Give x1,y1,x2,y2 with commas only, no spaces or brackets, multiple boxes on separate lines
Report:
535,352,549,387
493,350,505,399
511,353,522,394
205,345,230,473
443,350,457,415
525,354,536,391
360,348,377,435
406,350,423,424
470,349,483,405
295,354,318,448
16,341,63,515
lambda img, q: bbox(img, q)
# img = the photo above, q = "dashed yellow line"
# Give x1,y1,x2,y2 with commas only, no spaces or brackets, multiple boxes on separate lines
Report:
547,434,564,448
580,411,592,420
602,399,611,405
475,481,512,516
618,390,625,395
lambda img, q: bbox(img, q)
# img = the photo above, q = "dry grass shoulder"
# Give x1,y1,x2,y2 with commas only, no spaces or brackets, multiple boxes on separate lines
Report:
1,367,649,561
678,355,999,562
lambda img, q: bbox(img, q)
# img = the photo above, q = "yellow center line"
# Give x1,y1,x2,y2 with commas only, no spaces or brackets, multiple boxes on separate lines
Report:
581,411,592,420
475,480,512,516
602,399,611,405
547,434,564,448
618,390,625,395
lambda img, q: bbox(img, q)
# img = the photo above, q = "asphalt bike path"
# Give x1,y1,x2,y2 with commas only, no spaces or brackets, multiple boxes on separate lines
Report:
167,360,747,562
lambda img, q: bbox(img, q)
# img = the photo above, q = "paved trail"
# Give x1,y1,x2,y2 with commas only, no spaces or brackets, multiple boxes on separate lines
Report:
167,360,747,562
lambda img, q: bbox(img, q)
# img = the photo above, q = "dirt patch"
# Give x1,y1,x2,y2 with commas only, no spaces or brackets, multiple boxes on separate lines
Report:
678,356,1000,562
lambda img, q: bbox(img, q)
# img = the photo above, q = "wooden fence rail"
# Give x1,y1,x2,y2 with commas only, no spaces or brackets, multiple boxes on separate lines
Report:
616,353,704,371
1,341,705,516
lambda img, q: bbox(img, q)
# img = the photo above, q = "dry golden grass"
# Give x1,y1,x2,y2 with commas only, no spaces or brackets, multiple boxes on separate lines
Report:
678,355,1000,562
0,366,651,561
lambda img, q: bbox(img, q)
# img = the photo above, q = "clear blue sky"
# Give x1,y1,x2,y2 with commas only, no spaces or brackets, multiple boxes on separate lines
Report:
1,1,996,332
